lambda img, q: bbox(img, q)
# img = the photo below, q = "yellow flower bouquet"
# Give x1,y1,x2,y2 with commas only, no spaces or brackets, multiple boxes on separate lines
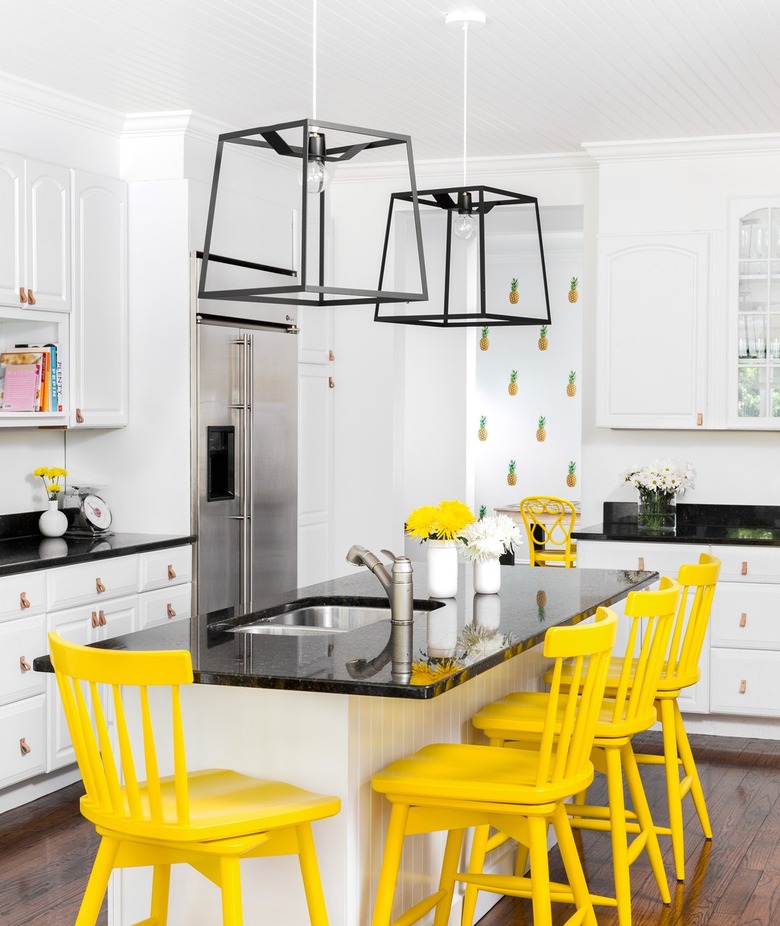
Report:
34,466,68,501
405,499,475,542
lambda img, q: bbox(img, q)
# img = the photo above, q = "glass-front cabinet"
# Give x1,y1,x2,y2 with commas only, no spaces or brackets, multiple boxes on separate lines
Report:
730,199,780,426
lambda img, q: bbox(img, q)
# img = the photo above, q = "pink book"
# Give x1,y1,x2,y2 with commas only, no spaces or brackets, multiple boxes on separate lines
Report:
0,350,44,411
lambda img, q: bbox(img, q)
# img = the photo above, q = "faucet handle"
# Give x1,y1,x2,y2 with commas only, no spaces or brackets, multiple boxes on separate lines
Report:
380,549,403,563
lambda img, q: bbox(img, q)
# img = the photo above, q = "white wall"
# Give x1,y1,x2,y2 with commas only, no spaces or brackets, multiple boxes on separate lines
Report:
580,139,780,526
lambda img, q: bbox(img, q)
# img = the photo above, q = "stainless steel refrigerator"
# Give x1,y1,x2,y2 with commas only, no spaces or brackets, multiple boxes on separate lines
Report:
195,315,298,615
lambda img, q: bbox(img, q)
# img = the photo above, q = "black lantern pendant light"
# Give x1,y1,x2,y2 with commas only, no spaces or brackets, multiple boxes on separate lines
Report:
198,1,427,309
374,11,551,328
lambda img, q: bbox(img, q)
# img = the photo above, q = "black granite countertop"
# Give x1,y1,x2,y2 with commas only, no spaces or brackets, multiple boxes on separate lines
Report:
574,503,780,547
34,564,656,700
0,510,194,576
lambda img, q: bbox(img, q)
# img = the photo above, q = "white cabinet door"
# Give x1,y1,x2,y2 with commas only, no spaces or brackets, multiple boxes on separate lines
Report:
0,152,24,307
0,613,46,707
596,233,710,429
70,171,128,427
24,159,71,313
0,695,46,788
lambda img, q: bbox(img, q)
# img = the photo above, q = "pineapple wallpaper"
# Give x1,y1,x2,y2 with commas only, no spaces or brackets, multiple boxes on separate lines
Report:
473,245,583,520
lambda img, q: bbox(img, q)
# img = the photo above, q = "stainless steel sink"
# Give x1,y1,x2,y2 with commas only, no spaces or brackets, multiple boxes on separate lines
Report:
228,604,395,635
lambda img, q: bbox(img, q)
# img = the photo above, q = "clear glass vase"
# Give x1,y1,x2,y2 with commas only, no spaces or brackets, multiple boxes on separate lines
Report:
637,490,677,534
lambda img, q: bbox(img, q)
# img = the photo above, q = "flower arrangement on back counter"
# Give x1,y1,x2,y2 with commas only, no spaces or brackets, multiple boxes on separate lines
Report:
34,466,68,501
405,499,476,542
623,458,695,534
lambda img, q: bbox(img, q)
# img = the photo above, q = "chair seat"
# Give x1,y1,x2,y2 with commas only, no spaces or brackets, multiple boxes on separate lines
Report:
372,742,595,807
81,768,340,844
473,692,659,743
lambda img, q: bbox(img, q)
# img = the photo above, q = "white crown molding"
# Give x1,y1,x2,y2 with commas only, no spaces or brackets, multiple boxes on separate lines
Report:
334,151,595,185
0,71,125,135
123,111,232,143
583,133,780,163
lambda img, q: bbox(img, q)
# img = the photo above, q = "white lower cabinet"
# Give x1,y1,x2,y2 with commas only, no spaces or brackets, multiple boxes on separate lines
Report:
578,539,780,721
0,695,46,788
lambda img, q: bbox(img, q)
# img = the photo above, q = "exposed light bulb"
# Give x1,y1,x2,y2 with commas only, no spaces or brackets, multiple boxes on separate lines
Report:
299,132,330,195
453,213,476,240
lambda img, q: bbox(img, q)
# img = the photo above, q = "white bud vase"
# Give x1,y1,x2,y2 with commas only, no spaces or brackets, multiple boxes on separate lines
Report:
39,500,68,538
426,539,459,598
473,557,501,595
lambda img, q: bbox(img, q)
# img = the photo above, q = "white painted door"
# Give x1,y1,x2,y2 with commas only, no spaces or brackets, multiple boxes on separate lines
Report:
25,159,70,313
0,152,25,307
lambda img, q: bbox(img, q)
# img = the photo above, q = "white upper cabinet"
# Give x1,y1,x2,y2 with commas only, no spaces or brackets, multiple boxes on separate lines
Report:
0,153,70,313
727,198,780,429
70,171,128,428
596,232,711,429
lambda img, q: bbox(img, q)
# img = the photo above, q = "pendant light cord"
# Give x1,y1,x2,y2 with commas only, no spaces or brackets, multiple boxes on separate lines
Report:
312,0,318,121
462,21,468,187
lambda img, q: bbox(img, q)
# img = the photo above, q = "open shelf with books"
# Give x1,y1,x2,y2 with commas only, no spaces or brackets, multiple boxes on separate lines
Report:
0,306,68,427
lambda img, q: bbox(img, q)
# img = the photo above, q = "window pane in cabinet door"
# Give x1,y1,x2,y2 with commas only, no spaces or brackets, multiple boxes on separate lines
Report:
738,365,765,418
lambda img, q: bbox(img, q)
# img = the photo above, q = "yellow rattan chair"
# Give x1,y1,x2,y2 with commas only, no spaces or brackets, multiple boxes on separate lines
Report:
631,554,720,881
470,579,681,926
370,607,618,926
520,496,578,567
48,632,340,926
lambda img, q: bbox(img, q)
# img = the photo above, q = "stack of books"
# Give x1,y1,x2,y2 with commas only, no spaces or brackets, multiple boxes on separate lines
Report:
0,345,63,413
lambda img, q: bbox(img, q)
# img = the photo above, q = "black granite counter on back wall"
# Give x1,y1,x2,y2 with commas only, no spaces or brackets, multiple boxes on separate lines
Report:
0,510,195,576
574,503,780,546
34,564,657,699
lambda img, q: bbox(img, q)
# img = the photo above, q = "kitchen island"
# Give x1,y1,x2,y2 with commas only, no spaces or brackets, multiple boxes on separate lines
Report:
37,562,656,926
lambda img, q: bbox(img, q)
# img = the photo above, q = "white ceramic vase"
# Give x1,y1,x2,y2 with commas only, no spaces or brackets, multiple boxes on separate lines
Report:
426,539,459,598
473,557,501,594
39,499,68,538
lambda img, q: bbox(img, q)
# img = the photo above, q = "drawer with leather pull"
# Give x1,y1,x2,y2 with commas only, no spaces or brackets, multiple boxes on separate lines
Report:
711,583,780,650
0,613,46,706
0,570,47,622
713,546,780,582
710,649,780,717
139,584,192,628
47,555,138,611
0,695,46,788
138,546,192,593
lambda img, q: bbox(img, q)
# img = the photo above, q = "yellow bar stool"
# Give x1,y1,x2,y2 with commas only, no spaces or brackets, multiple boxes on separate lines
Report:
520,496,578,567
48,632,340,926
631,553,720,881
470,579,681,926
370,608,618,926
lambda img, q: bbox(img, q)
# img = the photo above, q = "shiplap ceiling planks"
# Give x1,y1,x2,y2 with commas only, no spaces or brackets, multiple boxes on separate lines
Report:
0,0,778,159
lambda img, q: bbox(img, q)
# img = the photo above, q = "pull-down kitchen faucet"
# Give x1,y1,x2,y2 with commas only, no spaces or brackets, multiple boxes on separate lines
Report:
346,545,414,682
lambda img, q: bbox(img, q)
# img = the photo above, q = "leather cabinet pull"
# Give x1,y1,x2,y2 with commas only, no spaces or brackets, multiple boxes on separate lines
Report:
19,738,31,756
91,611,99,628
19,592,30,610
739,612,747,628
696,412,703,426
19,286,27,303
19,656,32,673
167,564,176,580
76,408,85,424
27,289,35,305
99,610,106,627
741,561,748,575
638,556,645,571
95,578,106,593
166,603,176,618
739,679,747,694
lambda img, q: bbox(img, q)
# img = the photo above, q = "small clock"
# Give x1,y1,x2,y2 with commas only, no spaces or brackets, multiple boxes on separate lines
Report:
78,493,113,533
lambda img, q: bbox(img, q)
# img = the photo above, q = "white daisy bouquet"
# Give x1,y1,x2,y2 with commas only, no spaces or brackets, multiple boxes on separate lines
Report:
460,514,523,563
623,459,695,497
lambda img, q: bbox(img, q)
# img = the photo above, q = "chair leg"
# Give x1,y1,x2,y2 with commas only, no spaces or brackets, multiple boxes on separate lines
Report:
552,802,597,926
622,744,670,905
674,700,712,839
150,864,171,926
659,697,687,882
527,814,554,926
372,802,410,926
461,824,490,926
219,856,244,926
603,746,634,926
432,829,465,926
297,823,330,926
76,835,121,926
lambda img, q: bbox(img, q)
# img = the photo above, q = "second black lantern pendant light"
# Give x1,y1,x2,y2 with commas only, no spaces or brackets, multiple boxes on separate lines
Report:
374,10,552,328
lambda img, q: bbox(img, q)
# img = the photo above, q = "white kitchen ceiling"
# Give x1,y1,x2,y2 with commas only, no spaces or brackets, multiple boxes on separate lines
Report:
1,0,779,160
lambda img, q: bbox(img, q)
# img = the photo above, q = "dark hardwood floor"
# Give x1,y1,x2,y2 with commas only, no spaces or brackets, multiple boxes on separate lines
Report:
1,732,778,926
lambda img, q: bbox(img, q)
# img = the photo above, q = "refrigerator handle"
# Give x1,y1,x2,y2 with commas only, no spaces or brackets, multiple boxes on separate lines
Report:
243,332,253,606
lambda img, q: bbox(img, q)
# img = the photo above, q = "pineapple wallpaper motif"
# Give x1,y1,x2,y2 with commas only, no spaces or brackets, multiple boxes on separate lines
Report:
473,244,583,518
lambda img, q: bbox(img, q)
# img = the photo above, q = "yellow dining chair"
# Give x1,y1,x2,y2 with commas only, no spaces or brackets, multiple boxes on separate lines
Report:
48,632,340,926
370,607,618,926
520,496,578,567
470,579,681,926
632,553,720,881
